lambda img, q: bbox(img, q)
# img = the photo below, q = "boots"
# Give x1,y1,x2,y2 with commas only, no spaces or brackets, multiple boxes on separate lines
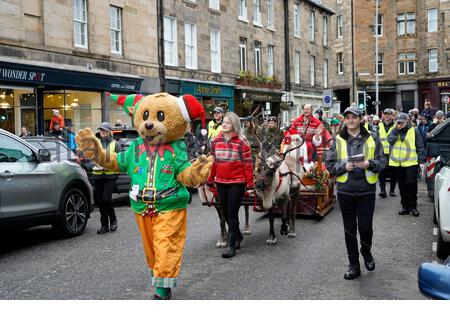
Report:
362,253,375,271
235,232,243,250
222,232,237,258
344,263,361,280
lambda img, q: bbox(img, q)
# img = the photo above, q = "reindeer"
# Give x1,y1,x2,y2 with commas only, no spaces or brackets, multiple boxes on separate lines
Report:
254,138,305,245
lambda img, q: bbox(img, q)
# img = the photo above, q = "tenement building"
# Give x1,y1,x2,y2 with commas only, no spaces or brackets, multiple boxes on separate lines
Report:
0,0,159,135
324,0,450,114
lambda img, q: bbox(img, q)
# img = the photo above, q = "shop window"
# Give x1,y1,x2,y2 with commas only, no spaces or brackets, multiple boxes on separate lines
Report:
43,90,101,134
110,97,133,128
0,87,36,135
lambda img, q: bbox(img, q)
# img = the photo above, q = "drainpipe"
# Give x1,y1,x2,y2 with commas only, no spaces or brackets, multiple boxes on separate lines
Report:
351,0,356,104
157,0,165,92
284,0,291,101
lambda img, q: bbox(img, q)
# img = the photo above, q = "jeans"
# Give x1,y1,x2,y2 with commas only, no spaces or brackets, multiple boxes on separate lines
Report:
337,192,376,265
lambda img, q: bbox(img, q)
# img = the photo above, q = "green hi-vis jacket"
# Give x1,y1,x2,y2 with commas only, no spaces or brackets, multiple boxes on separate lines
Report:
117,137,191,214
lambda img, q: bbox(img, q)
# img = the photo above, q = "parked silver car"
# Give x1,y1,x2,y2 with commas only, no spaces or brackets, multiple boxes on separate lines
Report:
0,129,94,237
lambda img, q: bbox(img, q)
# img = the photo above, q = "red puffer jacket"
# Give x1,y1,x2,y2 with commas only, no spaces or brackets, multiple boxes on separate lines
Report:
207,132,254,188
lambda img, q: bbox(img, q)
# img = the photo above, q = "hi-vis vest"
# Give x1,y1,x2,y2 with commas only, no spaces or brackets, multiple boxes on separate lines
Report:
364,123,369,131
389,127,418,167
378,122,395,154
92,140,119,175
208,120,222,139
335,135,379,184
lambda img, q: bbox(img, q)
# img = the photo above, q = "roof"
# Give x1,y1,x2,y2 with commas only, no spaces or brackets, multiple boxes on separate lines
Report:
303,0,335,15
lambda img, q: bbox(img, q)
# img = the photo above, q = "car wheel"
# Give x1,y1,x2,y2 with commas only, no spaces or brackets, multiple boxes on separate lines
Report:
53,188,89,237
437,229,450,260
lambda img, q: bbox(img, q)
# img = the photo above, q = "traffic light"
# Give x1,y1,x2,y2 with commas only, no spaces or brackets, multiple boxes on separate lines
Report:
357,91,366,111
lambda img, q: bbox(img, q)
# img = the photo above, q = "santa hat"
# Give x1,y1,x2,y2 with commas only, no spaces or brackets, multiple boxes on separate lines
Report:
177,94,206,135
107,92,144,119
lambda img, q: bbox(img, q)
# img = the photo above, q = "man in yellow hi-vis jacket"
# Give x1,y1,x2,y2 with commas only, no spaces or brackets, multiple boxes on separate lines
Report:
387,112,426,217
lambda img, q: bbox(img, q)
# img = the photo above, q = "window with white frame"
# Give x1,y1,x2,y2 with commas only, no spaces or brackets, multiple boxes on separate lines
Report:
398,52,416,75
210,30,221,73
294,4,300,37
323,59,328,88
267,45,274,77
375,14,383,36
164,16,178,66
309,55,315,86
253,0,261,25
267,0,274,28
397,14,405,35
375,53,384,75
323,16,328,46
238,0,247,20
337,15,343,38
294,51,300,84
239,38,247,71
429,49,438,72
428,8,438,32
73,0,88,48
209,0,220,10
110,6,122,54
185,23,197,69
406,13,415,34
337,52,343,74
309,10,315,42
254,41,261,75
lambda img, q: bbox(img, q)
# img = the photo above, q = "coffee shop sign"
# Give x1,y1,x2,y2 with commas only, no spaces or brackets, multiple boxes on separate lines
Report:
0,67,45,82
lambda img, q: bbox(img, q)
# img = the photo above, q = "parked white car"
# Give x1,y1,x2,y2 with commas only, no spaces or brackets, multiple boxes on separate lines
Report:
434,156,450,259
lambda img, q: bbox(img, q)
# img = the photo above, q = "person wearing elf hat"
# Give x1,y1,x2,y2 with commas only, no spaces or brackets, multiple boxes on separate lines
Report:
76,92,213,299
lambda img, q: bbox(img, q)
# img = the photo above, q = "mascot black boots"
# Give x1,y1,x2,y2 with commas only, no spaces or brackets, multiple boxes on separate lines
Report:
222,232,237,258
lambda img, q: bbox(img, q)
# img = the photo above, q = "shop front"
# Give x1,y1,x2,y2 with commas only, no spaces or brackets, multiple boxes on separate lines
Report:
165,79,235,115
419,78,450,114
234,87,283,120
0,61,143,135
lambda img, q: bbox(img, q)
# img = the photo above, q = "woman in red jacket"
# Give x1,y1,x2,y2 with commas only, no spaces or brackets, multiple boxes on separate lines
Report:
207,112,254,258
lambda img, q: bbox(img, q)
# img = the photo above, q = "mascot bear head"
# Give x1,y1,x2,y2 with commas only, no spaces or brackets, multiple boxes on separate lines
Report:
109,92,205,144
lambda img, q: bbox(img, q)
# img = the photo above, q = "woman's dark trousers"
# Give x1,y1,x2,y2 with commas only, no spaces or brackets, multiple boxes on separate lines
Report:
337,192,376,265
216,183,246,247
94,178,117,228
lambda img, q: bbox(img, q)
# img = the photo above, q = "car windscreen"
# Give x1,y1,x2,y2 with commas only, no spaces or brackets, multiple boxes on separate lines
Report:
26,139,73,160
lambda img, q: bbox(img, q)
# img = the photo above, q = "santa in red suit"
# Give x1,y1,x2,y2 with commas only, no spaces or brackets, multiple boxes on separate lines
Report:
284,103,332,164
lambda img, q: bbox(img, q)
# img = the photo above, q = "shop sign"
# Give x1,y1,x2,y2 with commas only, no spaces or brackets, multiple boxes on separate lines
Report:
0,67,46,82
438,81,450,88
196,85,221,96
0,62,142,92
245,93,281,102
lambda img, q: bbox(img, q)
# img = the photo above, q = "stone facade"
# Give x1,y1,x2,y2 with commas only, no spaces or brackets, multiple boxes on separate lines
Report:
0,0,160,92
323,0,450,113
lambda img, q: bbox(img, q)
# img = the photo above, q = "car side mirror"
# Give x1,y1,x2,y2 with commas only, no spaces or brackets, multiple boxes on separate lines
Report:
37,149,51,162
418,261,450,300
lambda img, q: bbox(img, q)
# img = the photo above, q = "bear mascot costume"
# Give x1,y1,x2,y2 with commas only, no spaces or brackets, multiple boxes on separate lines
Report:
76,92,213,299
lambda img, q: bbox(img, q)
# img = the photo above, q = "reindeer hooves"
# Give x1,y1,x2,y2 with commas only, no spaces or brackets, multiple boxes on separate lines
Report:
215,240,227,248
266,238,277,245
243,228,251,236
287,232,296,238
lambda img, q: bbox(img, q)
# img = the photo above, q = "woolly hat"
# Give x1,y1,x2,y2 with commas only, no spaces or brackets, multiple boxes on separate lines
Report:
107,93,144,119
177,94,206,129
